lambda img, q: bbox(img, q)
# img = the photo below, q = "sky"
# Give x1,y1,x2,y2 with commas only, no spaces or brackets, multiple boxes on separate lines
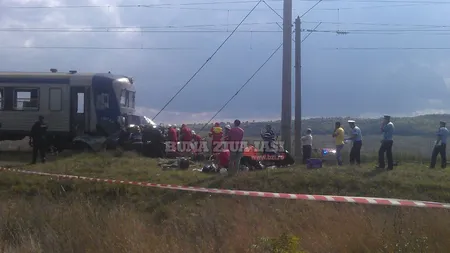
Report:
1,0,450,124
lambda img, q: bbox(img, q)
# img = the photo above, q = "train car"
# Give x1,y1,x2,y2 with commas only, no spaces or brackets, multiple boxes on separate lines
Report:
0,69,137,151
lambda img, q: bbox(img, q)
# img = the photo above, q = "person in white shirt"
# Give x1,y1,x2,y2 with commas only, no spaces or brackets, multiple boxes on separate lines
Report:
346,120,363,165
301,128,313,164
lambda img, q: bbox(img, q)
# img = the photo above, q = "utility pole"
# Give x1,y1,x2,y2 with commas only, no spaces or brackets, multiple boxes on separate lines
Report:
281,0,292,151
294,16,302,160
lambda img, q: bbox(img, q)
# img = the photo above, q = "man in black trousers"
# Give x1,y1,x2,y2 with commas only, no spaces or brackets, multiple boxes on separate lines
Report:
377,115,395,170
430,121,448,169
347,120,363,166
30,115,48,164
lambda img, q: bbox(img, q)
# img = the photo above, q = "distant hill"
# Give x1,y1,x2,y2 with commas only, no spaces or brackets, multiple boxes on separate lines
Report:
189,114,450,137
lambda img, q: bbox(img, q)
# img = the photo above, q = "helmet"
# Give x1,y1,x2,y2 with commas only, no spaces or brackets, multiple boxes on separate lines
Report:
191,130,196,135
225,124,231,130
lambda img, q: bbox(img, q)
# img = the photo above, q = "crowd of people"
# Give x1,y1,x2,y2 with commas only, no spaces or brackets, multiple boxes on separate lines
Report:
300,115,449,170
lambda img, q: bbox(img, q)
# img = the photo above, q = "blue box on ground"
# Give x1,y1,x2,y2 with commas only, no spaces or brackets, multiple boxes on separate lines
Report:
306,158,323,169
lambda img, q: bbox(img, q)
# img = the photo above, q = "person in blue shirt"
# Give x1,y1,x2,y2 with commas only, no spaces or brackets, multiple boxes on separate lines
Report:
430,121,448,169
346,120,362,165
377,115,395,170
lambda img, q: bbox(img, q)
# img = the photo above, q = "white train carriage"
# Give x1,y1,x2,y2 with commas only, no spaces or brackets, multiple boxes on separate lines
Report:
0,70,137,150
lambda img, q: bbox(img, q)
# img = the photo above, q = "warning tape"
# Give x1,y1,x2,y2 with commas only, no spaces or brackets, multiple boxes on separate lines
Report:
1,167,450,209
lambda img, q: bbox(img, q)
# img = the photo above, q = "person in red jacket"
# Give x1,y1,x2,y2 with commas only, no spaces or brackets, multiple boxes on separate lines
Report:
167,125,178,153
215,148,230,169
180,124,193,153
209,122,223,153
191,130,202,152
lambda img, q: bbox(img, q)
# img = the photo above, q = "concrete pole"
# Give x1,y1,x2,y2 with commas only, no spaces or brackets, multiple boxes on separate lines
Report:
294,16,302,160
281,0,292,151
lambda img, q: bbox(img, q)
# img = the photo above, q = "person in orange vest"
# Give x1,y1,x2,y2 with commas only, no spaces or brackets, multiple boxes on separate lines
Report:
241,143,260,170
209,122,223,153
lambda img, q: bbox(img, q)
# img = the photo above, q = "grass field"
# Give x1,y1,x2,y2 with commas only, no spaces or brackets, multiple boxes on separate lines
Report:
0,150,449,252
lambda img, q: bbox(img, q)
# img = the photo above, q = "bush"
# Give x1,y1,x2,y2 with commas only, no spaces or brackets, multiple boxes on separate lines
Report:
252,233,307,253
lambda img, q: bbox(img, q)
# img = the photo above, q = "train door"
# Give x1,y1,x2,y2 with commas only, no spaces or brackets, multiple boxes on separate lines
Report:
70,86,91,135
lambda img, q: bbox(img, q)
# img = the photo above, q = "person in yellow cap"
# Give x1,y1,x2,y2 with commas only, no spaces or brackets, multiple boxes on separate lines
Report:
332,121,345,166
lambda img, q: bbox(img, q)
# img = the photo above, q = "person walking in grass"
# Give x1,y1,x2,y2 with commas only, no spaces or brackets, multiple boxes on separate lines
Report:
377,115,395,170
227,119,244,175
429,120,448,169
332,122,345,166
346,120,363,166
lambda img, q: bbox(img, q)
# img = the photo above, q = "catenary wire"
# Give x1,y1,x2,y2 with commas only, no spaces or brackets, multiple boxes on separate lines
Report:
197,0,323,128
152,0,263,121
197,23,322,131
3,0,450,9
198,42,283,132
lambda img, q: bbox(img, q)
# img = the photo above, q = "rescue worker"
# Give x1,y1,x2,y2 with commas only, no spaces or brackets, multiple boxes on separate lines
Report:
180,124,193,153
261,124,275,153
300,128,313,164
191,130,202,153
209,122,223,153
215,147,230,170
241,142,260,170
347,120,363,166
228,119,244,175
167,124,178,153
377,115,395,170
29,115,48,164
430,121,448,169
223,125,231,141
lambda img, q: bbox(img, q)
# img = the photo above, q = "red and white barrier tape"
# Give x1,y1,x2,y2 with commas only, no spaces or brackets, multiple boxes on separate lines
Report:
1,167,450,209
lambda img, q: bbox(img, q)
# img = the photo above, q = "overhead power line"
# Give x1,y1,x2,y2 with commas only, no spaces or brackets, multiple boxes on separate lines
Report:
199,42,283,132
302,20,450,28
0,29,284,33
0,46,208,50
139,3,441,11
152,0,263,121
199,0,324,127
0,0,281,9
325,47,450,50
3,0,450,9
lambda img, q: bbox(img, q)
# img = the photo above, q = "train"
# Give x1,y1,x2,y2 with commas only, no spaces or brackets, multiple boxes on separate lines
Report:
0,69,155,152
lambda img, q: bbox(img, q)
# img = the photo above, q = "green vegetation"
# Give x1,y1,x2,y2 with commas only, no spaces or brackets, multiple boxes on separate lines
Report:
0,152,449,252
190,114,450,137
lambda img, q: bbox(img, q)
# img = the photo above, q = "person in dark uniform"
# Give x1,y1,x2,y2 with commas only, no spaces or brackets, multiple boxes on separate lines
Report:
30,115,48,164
430,121,448,169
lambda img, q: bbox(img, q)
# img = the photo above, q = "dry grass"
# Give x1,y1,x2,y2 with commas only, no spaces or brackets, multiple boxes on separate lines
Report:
1,196,450,253
0,152,449,252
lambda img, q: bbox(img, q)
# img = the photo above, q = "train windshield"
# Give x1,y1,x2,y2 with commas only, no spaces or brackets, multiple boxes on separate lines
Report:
127,115,157,128
120,89,136,108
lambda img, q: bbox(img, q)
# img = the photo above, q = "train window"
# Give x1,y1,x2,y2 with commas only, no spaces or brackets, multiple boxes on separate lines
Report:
49,88,62,111
130,91,135,108
120,89,127,107
95,93,109,110
14,88,39,111
0,88,3,110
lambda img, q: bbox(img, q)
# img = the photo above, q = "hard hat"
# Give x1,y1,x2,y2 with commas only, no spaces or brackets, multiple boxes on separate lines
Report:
225,124,231,129
348,120,355,123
